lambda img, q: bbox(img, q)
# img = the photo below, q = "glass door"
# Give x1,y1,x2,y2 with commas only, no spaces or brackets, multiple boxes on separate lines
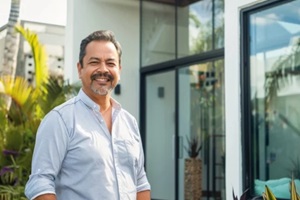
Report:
178,59,225,200
145,70,175,200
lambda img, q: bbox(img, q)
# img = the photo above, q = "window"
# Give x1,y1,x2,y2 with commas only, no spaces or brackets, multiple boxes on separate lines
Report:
242,0,300,198
141,0,176,66
177,0,224,58
140,0,224,67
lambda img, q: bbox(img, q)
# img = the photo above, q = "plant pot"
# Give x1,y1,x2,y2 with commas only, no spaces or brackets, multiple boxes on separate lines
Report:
184,158,202,200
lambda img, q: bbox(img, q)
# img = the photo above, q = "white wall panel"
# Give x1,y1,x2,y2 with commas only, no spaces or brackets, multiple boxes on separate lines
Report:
65,0,140,120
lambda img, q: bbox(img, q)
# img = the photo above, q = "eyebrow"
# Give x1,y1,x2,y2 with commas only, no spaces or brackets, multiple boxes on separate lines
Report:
88,57,117,62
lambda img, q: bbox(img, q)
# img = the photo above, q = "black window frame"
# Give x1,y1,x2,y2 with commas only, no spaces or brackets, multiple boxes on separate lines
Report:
240,0,296,197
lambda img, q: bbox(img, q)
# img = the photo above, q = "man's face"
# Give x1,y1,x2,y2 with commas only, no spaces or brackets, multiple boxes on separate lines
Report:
77,40,121,97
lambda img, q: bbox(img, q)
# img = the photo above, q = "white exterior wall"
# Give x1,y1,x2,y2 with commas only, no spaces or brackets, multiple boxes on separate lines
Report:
225,0,266,198
65,0,140,120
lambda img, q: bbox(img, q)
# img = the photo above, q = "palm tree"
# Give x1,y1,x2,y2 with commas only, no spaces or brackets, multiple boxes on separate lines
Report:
1,0,21,79
0,0,21,112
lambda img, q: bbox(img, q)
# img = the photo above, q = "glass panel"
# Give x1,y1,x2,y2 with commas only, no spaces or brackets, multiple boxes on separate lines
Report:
177,0,213,58
214,0,224,49
145,71,175,200
178,59,225,200
141,0,176,66
249,0,300,197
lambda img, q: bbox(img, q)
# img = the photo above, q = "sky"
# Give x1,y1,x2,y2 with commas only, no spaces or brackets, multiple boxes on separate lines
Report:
0,0,67,27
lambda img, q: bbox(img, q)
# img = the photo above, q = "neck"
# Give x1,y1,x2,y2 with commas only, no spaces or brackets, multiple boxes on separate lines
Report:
83,88,112,110
98,97,111,112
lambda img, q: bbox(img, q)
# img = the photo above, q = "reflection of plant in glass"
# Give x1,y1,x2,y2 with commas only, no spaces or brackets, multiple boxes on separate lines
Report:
265,38,300,107
264,38,300,136
189,60,225,169
189,0,224,53
288,157,300,179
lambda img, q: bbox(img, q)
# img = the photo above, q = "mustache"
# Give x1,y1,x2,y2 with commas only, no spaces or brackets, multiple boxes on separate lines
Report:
91,73,114,81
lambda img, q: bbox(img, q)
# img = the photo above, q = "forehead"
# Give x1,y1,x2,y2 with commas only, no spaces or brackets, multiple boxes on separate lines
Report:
84,40,118,59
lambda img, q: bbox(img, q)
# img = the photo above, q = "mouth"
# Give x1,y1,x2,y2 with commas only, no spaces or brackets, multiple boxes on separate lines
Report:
91,73,113,83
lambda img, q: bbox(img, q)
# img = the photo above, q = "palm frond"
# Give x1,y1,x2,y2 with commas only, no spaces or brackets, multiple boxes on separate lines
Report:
15,25,49,91
0,76,33,107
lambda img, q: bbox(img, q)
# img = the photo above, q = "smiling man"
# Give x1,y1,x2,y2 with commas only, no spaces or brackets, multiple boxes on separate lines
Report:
25,30,151,200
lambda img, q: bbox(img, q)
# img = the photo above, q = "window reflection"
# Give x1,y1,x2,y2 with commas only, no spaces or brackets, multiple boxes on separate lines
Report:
141,0,176,66
177,0,224,57
214,0,224,49
141,0,224,66
178,59,225,200
178,0,213,57
249,0,300,198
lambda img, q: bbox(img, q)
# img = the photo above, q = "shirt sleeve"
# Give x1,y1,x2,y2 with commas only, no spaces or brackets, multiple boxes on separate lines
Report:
133,119,151,192
25,110,69,200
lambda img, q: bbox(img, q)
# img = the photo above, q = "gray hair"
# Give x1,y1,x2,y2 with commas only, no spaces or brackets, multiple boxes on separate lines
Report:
79,30,122,67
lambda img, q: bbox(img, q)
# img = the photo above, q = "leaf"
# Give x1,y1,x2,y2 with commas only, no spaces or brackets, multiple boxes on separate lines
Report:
232,188,238,200
290,179,300,200
15,25,49,91
0,76,33,107
263,185,277,200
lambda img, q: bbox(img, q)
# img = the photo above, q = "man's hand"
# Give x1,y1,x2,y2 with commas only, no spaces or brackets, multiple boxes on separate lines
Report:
137,190,151,200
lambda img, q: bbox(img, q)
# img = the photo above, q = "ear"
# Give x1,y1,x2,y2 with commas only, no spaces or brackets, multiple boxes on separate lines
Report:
118,65,122,81
77,62,82,79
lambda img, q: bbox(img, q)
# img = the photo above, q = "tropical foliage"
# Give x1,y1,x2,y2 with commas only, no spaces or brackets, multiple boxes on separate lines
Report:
262,179,300,200
233,179,300,200
0,25,76,199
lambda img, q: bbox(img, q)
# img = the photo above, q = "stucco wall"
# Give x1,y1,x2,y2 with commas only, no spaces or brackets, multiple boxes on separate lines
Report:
65,0,140,120
224,0,267,198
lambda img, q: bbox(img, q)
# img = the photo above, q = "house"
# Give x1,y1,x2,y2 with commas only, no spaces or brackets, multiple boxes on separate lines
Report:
18,0,298,199
67,0,300,199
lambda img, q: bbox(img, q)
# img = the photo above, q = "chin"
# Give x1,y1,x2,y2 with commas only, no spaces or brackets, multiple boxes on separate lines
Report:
91,86,113,96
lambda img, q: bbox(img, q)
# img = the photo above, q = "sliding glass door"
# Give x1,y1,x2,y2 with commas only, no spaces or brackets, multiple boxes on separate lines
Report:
178,59,225,200
145,70,176,200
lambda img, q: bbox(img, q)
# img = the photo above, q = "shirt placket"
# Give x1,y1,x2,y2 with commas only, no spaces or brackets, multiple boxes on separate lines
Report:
112,110,126,199
92,105,111,138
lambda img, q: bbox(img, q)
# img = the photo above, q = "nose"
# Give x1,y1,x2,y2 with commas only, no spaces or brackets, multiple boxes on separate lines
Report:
97,62,109,72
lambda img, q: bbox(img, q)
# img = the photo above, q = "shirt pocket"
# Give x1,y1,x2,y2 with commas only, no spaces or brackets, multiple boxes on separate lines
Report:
114,138,139,185
115,139,139,167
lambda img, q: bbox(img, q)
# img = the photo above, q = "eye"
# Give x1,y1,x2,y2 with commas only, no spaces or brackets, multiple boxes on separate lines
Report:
107,62,116,67
89,61,99,65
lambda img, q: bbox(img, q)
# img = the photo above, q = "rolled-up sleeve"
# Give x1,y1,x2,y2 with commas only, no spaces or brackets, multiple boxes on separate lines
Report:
133,120,151,192
25,110,69,200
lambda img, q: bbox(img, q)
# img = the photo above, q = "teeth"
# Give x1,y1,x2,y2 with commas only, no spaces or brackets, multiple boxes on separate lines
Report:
96,78,109,82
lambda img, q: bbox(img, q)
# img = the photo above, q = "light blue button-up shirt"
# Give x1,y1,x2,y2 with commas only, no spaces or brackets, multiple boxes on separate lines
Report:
25,89,150,200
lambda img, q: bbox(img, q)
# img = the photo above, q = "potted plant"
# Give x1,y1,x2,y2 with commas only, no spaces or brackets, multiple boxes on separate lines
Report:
184,134,202,200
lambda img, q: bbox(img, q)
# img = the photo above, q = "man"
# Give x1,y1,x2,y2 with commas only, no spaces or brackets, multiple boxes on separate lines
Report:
25,30,151,200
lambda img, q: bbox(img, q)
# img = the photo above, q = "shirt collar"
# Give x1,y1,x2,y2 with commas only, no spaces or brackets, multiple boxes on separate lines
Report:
77,89,122,111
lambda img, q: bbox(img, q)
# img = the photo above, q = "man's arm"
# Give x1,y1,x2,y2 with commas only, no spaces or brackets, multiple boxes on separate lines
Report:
34,194,56,200
137,190,151,200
